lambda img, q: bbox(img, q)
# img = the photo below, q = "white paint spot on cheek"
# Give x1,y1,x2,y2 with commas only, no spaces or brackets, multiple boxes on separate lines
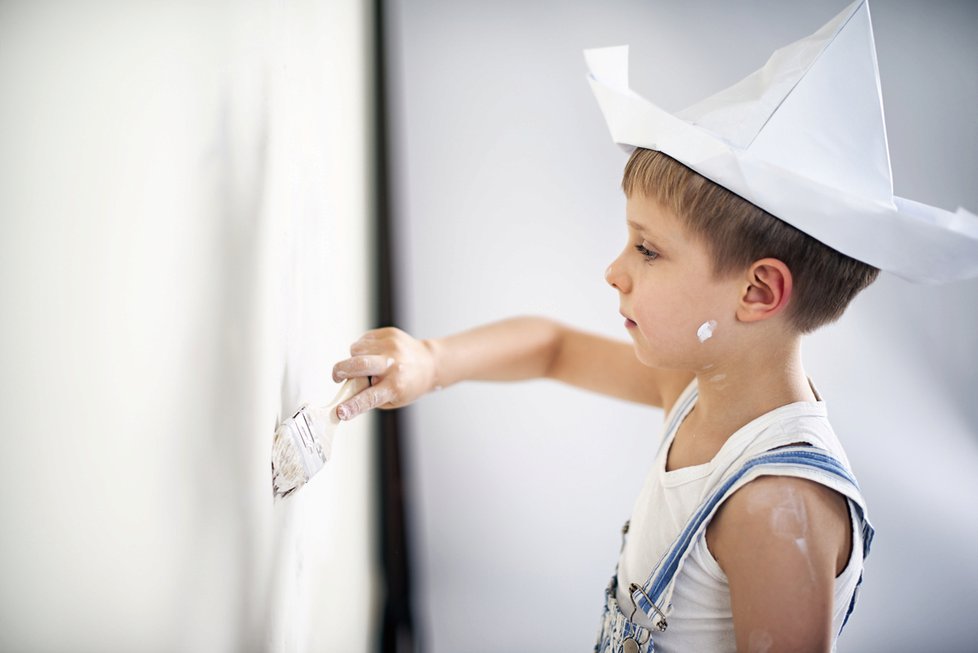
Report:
696,320,717,343
748,629,773,653
709,373,726,383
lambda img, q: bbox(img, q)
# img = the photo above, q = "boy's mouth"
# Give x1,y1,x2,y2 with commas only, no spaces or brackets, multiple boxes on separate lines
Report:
620,311,637,329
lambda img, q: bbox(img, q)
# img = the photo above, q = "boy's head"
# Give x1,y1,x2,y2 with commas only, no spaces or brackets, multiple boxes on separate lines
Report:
621,148,879,334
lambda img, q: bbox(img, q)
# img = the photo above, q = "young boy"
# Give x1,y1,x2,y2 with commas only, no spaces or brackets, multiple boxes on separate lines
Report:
331,146,874,651
331,1,976,650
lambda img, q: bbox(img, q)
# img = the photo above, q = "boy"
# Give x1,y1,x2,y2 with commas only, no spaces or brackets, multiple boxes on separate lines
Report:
332,145,872,650
332,1,976,650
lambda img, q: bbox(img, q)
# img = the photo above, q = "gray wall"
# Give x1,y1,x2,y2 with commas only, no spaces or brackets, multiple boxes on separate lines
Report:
388,1,978,650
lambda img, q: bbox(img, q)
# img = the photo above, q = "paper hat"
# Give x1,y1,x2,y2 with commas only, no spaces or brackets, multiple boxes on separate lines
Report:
585,0,978,283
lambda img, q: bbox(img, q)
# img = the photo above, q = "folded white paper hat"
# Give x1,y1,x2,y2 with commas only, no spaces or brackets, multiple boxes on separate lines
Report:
585,0,978,283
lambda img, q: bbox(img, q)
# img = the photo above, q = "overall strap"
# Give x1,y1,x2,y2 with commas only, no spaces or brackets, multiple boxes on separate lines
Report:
630,447,875,632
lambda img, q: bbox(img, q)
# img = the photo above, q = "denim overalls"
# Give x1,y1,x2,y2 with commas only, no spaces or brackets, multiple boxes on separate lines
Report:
594,447,875,653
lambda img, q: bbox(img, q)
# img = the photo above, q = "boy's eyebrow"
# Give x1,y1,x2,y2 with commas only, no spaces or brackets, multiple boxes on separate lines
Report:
627,220,665,245
627,221,669,252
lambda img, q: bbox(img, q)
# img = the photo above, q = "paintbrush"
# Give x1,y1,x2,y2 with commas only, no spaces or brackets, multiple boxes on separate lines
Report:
271,376,369,499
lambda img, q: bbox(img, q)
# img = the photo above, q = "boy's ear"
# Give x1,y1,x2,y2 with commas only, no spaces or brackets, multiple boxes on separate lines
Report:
736,258,793,323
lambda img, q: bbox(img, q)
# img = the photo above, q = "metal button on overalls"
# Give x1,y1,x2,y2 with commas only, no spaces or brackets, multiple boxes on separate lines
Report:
622,638,640,653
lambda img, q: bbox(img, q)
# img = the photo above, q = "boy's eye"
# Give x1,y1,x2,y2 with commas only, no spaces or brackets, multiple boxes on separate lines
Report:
634,243,659,262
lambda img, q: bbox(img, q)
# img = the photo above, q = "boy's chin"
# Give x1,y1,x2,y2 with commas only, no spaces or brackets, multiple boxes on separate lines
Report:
634,345,702,372
633,347,674,370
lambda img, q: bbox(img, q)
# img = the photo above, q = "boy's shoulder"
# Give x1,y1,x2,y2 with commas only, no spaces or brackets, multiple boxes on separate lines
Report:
706,472,853,598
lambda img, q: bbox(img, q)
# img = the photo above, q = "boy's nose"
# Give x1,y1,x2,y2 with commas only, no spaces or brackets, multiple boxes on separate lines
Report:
605,257,631,293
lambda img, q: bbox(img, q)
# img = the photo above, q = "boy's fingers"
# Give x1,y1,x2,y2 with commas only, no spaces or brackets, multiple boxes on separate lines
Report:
336,383,396,421
350,340,374,355
350,334,387,355
333,355,395,382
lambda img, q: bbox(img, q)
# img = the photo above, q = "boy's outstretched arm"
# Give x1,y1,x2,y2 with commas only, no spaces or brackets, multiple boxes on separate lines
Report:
331,316,692,421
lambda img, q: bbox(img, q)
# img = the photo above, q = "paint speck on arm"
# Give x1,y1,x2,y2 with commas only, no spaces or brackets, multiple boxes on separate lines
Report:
748,629,773,653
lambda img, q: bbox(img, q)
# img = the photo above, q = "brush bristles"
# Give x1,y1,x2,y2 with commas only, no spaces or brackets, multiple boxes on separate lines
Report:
271,424,308,499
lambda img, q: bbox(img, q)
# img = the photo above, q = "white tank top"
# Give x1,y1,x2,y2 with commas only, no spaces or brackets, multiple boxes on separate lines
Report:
615,380,865,652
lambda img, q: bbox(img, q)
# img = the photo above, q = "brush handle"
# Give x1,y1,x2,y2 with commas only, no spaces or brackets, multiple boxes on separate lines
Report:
302,376,371,436
323,376,371,421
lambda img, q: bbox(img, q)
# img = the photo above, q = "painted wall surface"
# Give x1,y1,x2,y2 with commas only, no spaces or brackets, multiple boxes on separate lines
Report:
0,2,377,651
388,1,978,651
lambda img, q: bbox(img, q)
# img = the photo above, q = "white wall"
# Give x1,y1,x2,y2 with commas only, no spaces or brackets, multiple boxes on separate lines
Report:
388,1,978,650
0,1,377,651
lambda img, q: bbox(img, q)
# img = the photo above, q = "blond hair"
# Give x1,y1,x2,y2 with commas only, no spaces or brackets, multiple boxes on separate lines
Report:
622,148,878,333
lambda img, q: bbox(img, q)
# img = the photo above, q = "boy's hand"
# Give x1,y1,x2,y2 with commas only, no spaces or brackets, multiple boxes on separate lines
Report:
331,327,438,421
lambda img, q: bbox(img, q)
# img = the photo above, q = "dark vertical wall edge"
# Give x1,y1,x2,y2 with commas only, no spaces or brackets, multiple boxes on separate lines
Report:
370,0,416,651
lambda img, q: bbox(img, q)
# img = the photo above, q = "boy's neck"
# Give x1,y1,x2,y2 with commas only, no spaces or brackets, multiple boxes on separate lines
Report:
690,335,816,433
